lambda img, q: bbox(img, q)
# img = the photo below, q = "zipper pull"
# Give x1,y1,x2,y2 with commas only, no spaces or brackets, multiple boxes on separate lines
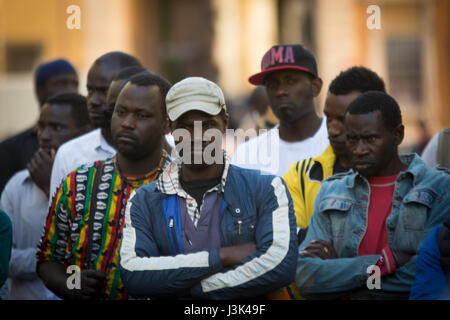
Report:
169,217,174,228
238,220,242,235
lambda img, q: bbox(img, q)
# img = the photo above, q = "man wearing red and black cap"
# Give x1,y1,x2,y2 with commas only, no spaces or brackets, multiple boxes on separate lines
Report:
232,44,329,177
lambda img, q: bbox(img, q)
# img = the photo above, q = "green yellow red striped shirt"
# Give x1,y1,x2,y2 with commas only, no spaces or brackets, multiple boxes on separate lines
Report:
37,154,170,299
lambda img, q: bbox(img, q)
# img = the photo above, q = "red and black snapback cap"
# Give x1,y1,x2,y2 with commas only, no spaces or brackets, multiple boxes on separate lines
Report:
249,44,318,85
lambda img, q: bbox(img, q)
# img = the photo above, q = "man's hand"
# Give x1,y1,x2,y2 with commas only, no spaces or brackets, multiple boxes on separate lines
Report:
393,250,414,268
66,269,108,300
38,262,108,300
300,240,338,260
219,242,257,268
27,148,55,197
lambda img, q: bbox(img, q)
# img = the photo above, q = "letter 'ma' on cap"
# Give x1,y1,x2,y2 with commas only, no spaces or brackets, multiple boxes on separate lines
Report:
166,77,227,121
249,44,318,86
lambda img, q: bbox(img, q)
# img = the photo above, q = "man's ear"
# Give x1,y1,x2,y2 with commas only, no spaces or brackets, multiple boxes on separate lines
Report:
222,111,229,134
393,124,404,146
169,119,177,133
36,85,46,107
311,77,323,97
162,116,170,134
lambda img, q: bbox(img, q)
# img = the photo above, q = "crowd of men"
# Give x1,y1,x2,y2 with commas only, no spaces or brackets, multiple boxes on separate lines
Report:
0,43,449,300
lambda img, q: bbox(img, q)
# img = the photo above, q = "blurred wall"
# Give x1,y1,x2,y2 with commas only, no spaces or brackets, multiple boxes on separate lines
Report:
0,0,448,149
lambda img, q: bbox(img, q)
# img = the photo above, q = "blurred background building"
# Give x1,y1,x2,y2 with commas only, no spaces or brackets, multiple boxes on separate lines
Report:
0,0,449,152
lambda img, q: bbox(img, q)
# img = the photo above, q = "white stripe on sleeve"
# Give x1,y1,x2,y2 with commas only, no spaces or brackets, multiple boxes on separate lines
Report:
120,191,210,272
200,176,290,293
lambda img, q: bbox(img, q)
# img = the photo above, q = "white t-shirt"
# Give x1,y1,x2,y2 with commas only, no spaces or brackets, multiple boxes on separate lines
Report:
421,131,439,168
232,117,329,176
49,128,175,203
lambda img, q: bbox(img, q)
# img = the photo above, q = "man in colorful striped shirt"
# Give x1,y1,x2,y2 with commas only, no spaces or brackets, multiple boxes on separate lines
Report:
37,72,172,300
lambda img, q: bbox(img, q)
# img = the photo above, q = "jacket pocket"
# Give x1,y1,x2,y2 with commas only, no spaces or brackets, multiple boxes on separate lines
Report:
396,189,434,253
225,208,257,244
401,189,435,231
319,197,353,251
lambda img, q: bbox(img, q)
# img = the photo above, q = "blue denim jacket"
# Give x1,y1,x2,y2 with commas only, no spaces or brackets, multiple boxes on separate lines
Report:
296,154,450,298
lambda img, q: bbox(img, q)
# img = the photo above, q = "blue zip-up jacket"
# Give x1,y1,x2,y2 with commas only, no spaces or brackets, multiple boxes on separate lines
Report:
410,225,450,300
119,164,298,299
296,154,450,298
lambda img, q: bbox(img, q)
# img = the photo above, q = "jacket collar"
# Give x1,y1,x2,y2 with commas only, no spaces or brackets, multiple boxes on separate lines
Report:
156,150,230,196
312,144,336,169
346,153,426,188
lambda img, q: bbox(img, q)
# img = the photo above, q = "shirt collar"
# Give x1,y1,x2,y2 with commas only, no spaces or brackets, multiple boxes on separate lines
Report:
156,150,230,196
96,128,116,154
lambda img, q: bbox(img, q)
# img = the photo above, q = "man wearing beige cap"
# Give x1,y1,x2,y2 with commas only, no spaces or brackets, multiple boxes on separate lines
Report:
119,77,298,299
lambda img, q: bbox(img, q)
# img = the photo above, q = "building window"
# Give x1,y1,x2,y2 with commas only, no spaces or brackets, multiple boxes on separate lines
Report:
386,38,422,104
5,44,42,73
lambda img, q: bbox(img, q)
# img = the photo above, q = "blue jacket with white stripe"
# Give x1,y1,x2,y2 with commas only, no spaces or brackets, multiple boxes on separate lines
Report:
119,164,298,299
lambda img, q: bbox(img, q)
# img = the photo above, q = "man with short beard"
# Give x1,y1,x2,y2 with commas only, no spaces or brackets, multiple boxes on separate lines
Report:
296,91,450,299
284,66,386,231
37,73,172,300
48,51,141,201
119,77,298,299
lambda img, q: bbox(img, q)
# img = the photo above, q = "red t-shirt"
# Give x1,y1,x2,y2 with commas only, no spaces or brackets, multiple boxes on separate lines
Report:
358,174,398,275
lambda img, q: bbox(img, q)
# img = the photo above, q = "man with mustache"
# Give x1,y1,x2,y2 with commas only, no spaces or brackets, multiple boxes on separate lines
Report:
37,73,172,300
232,44,328,176
296,91,450,299
119,77,297,299
1,93,91,299
105,66,174,156
283,66,386,299
48,52,141,201
284,66,386,231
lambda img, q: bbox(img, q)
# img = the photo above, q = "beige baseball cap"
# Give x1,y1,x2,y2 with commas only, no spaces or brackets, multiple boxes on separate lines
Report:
166,77,227,121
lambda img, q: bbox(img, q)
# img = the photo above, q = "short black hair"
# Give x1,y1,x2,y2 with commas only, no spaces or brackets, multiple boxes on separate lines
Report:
113,66,151,82
114,67,152,91
91,52,142,84
329,66,386,95
94,51,142,69
127,72,172,118
45,92,90,127
345,91,402,131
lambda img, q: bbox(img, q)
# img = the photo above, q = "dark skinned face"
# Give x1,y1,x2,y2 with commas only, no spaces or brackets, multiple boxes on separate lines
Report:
111,83,166,160
104,79,123,129
264,70,322,124
86,62,119,128
37,103,85,153
324,91,361,157
172,110,228,169
345,111,404,177
37,73,78,107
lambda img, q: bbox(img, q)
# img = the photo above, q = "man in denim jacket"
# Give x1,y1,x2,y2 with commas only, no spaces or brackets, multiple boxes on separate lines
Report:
296,91,450,299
